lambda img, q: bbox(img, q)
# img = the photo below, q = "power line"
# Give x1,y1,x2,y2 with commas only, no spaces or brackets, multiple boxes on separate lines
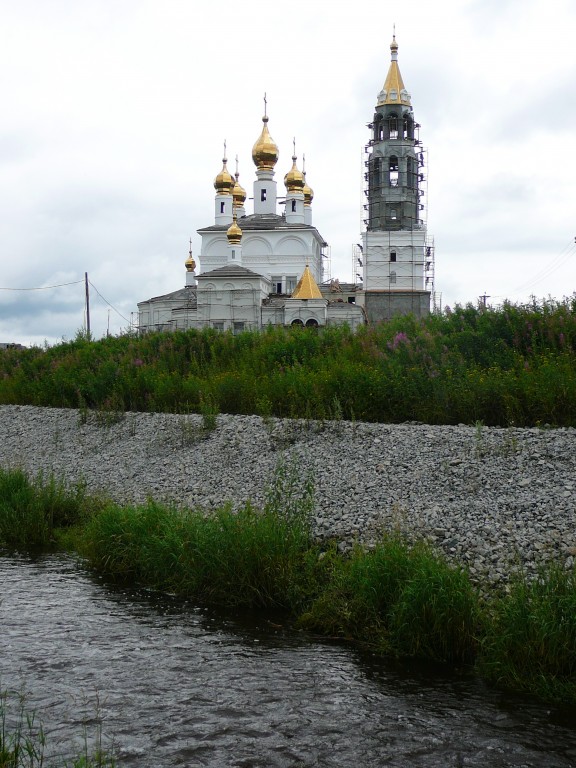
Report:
0,279,84,291
509,238,576,295
88,280,131,324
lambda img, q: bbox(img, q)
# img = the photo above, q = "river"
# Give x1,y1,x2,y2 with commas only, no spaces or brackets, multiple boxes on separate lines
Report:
1,553,575,767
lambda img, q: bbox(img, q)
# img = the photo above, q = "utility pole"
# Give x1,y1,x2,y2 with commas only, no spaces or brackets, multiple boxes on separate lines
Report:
85,272,91,337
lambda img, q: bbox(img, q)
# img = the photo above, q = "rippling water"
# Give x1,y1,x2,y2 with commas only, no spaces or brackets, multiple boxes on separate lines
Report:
1,553,575,767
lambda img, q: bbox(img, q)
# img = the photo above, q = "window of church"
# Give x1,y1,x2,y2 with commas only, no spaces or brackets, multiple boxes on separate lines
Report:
272,276,282,294
212,322,224,331
407,156,415,189
390,271,397,284
389,156,399,187
291,319,303,326
261,189,267,201
233,322,245,334
220,202,225,213
286,276,297,293
305,318,319,328
231,250,235,259
389,115,398,139
291,200,296,212
390,251,397,262
372,157,381,189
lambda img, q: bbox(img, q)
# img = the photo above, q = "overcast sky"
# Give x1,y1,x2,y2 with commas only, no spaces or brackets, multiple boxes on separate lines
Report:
1,0,575,346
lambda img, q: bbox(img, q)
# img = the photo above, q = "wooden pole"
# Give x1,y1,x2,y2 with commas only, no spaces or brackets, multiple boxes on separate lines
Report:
85,272,91,337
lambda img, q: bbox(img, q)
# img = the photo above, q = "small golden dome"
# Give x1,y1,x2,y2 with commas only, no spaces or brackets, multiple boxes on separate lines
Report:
185,240,196,272
302,154,313,205
232,173,246,208
284,155,305,193
252,115,279,171
302,172,313,206
227,214,242,245
214,157,234,195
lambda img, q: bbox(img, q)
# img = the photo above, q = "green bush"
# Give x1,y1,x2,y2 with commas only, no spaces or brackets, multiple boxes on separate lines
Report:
2,298,576,425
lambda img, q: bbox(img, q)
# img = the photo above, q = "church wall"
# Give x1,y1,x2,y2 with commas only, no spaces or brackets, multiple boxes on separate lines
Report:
363,291,430,323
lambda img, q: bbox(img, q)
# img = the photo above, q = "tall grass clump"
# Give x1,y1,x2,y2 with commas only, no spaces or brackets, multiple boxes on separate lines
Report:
299,536,479,664
78,460,315,610
479,563,576,704
0,469,88,551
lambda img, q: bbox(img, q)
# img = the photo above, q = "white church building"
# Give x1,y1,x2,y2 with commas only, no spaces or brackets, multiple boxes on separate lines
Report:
138,36,434,333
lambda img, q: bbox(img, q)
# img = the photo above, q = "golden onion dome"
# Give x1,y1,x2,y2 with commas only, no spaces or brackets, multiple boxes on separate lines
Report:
284,155,305,193
232,173,246,208
185,240,196,272
302,171,313,205
302,154,313,205
252,115,279,171
214,156,234,195
227,214,242,245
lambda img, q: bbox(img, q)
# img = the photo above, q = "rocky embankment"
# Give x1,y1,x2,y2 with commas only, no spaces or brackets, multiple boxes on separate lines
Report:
1,404,575,589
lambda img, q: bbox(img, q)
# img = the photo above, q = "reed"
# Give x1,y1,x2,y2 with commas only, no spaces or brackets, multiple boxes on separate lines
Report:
478,562,576,703
0,468,88,550
0,688,116,767
298,536,480,664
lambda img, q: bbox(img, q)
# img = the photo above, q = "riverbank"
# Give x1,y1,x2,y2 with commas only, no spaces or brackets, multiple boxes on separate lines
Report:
1,404,575,590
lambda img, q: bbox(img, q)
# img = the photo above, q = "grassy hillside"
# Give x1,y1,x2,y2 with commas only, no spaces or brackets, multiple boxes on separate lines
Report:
2,298,576,426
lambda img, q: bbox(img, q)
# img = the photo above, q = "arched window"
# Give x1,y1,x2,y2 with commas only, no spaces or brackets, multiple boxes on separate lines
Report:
305,318,319,327
403,116,414,139
291,200,296,212
373,157,381,189
407,157,415,189
389,115,398,140
291,319,304,326
389,156,399,187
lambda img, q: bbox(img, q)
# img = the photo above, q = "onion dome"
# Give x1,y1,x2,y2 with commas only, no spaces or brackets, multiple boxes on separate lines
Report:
302,154,313,205
185,240,196,272
227,213,242,245
252,115,279,171
284,154,305,193
214,151,234,195
232,157,246,208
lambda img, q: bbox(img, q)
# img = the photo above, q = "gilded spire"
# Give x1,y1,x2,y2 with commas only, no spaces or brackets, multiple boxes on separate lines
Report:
214,140,235,195
252,94,279,171
291,265,322,299
377,31,411,106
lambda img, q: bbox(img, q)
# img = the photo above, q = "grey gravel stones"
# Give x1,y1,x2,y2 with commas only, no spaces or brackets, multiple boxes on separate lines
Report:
0,405,574,589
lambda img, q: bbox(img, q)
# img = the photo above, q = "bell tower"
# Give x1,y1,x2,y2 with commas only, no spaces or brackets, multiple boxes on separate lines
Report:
361,33,433,321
